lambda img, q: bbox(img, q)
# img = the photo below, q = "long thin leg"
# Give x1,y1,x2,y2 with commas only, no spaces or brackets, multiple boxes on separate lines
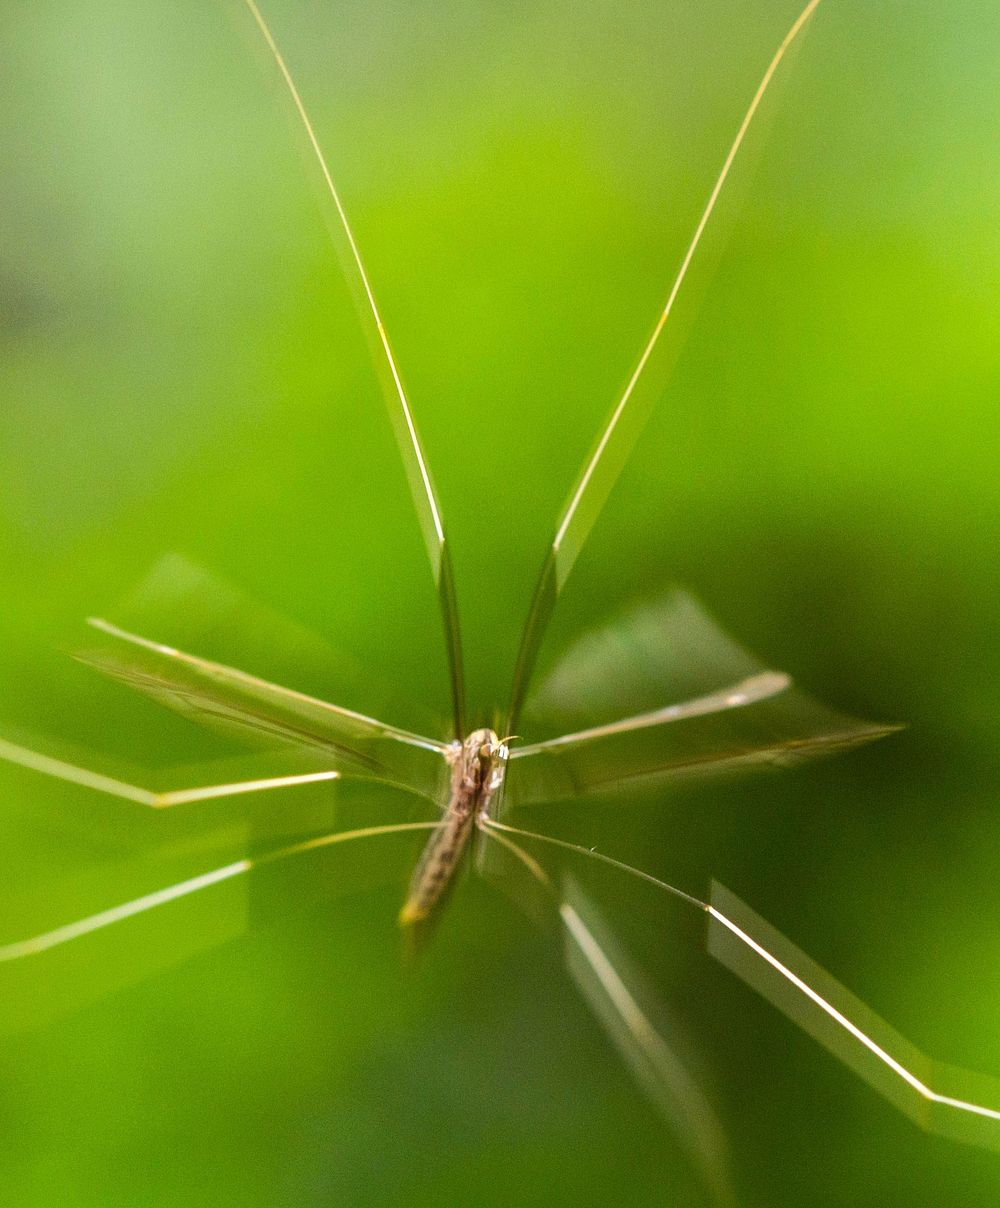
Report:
78,616,449,801
84,617,449,756
0,735,340,808
506,0,825,729
505,686,896,811
482,817,1000,1151
240,0,465,737
511,671,790,757
482,818,703,910
481,822,736,1206
0,820,437,962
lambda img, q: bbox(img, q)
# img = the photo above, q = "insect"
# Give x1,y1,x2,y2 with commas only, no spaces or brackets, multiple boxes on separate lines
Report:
2,0,998,1197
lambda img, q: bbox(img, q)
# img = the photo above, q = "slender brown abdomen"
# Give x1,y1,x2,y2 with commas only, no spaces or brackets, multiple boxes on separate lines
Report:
398,727,507,927
397,799,475,925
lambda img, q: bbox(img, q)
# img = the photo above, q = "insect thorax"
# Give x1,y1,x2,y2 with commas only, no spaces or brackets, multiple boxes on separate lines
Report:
448,727,509,820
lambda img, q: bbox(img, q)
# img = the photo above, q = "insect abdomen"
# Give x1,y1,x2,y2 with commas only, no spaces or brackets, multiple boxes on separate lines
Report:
398,805,474,926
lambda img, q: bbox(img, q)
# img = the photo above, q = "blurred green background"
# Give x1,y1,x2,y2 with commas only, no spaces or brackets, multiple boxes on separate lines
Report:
2,0,999,1204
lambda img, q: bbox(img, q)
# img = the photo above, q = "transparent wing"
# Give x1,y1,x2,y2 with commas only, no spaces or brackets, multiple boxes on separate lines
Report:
97,553,441,739
507,687,895,808
0,557,447,813
479,822,735,1206
485,818,1000,1154
76,617,449,802
505,0,825,729
506,590,897,808
240,0,465,735
522,589,790,734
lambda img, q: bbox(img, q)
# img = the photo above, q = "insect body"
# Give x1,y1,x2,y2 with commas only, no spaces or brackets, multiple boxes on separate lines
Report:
399,728,508,925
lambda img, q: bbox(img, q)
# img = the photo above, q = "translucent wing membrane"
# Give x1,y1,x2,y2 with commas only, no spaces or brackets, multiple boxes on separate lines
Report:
241,0,465,735
76,617,448,802
507,686,893,808
506,0,824,729
0,557,446,814
101,553,439,737
523,589,792,732
484,819,1000,1153
480,823,735,1206
521,672,792,747
506,590,897,807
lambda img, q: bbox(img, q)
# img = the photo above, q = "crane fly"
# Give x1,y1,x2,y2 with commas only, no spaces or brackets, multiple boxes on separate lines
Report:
3,0,999,1196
